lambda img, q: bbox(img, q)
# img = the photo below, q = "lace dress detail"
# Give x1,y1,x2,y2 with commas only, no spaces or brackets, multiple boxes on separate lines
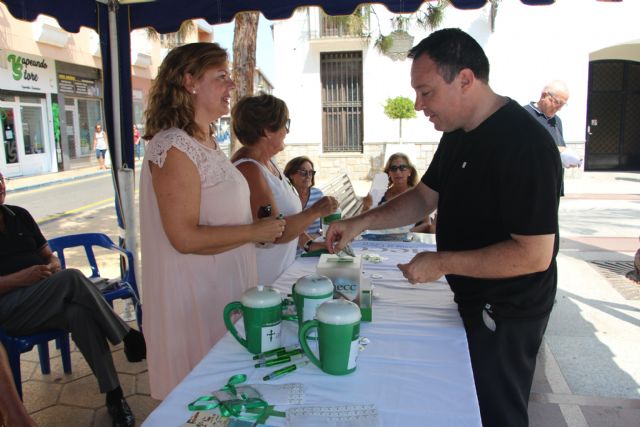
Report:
139,128,257,400
146,128,236,187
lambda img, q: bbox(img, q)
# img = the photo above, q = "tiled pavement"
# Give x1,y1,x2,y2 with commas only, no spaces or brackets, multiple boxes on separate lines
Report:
17,301,159,427
5,165,640,426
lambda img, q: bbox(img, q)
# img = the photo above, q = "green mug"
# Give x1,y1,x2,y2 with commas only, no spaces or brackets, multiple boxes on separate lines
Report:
321,209,342,238
298,299,361,375
292,274,334,327
223,286,282,354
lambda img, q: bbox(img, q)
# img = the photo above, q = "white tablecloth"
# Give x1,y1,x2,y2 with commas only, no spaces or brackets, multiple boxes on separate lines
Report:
143,241,481,426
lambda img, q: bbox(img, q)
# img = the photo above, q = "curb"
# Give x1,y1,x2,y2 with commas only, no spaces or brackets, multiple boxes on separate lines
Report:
6,170,112,194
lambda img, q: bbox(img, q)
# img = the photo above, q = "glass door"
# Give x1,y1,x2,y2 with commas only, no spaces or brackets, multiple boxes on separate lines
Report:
0,104,22,177
65,107,79,158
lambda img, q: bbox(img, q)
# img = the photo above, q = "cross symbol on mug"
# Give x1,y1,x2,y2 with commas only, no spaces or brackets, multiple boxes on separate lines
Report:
267,329,276,342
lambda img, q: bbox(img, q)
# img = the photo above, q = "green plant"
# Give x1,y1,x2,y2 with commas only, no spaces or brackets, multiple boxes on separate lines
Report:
384,96,416,142
372,1,448,56
374,34,393,53
319,6,371,38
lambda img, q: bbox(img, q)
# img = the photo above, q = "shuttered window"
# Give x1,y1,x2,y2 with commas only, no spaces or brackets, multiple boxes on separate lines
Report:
320,51,363,153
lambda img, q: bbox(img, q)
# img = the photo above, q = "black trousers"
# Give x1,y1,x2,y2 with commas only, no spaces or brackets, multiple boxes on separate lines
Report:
463,310,551,427
0,269,130,393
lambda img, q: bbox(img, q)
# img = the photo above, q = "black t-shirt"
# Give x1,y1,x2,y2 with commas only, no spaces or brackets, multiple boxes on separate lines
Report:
422,100,561,319
0,205,47,276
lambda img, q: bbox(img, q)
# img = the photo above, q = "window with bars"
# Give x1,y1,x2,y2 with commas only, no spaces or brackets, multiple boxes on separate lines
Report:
320,51,363,153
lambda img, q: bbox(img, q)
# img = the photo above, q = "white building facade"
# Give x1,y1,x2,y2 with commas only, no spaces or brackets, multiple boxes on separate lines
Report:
271,1,640,180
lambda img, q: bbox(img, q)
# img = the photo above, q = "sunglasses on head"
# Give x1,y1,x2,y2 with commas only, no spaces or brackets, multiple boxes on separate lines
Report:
389,164,409,172
296,169,316,177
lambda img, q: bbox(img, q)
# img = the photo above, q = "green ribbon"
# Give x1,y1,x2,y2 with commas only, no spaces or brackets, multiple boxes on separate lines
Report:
186,374,285,422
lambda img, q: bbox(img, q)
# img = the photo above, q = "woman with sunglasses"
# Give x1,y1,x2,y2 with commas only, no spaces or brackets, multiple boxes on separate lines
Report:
363,153,435,233
231,94,338,285
283,156,324,236
284,156,332,254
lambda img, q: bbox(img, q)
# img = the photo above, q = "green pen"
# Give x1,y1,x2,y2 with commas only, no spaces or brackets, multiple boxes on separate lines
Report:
263,360,310,381
254,354,291,368
254,350,304,368
281,348,304,358
252,345,297,360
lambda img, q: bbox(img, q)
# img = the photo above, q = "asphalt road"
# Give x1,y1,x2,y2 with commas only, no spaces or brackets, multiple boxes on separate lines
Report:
8,173,134,225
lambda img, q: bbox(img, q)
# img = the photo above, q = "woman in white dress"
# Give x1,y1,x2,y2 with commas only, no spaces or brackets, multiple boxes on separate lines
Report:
139,43,285,399
230,94,338,285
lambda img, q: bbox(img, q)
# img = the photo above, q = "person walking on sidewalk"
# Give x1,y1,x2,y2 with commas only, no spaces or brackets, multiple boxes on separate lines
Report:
326,28,561,427
133,124,142,160
0,171,146,427
93,123,108,170
524,81,571,196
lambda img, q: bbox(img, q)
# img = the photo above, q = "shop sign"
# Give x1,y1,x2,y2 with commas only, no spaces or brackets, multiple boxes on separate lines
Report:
57,73,101,97
0,49,57,93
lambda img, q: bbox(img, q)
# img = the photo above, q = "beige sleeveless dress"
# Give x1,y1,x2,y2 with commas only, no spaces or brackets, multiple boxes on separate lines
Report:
139,128,257,399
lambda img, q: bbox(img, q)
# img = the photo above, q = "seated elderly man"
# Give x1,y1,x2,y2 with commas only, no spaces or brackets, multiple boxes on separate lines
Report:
0,172,145,427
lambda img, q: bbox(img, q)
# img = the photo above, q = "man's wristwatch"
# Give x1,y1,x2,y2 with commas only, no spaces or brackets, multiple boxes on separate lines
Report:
303,239,313,252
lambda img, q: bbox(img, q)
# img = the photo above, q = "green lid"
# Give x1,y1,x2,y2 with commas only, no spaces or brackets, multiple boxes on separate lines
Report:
295,274,334,296
316,299,361,325
322,211,342,224
241,286,282,308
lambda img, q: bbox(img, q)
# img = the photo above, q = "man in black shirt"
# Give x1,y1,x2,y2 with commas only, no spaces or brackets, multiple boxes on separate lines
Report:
0,172,145,427
326,28,561,427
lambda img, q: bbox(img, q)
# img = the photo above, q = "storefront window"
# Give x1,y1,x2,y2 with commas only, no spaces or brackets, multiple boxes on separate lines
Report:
77,99,102,155
1,107,18,164
21,105,46,155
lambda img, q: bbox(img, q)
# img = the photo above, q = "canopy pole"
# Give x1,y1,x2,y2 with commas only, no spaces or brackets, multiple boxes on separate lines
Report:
108,0,122,170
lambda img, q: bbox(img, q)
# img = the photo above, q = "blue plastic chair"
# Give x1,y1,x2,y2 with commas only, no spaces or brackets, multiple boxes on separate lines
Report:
47,233,143,332
0,327,71,399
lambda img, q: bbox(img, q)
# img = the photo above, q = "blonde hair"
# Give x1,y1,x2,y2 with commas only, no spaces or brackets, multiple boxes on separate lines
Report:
144,43,228,141
384,153,418,187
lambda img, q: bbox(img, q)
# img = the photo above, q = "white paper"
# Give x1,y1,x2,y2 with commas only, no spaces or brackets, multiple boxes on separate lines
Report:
368,173,388,209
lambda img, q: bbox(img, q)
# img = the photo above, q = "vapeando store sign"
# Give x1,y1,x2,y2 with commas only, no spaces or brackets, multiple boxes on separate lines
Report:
0,49,57,93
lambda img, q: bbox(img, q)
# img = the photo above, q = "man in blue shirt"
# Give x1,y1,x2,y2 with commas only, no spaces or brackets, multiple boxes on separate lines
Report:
525,81,571,195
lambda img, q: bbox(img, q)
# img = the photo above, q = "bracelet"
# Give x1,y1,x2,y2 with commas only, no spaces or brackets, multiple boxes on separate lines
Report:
303,239,313,252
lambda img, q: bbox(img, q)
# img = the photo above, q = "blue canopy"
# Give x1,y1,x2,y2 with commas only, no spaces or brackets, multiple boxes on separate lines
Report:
1,0,554,170
3,1,555,33
0,0,555,245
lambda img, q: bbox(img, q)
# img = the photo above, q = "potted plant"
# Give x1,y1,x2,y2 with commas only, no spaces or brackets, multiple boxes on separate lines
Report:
374,1,448,60
384,96,416,142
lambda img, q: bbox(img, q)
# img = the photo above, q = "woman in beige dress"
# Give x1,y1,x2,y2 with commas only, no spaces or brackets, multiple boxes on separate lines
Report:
139,43,285,400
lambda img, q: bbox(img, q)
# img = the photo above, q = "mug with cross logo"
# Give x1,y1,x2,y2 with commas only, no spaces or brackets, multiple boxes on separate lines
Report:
223,286,284,354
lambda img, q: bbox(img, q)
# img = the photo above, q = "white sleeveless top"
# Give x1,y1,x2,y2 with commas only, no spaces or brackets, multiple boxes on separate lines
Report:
233,157,302,285
94,131,107,150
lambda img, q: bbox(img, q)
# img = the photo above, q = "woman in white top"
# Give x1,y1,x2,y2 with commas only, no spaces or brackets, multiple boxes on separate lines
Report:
93,123,108,170
139,43,285,399
231,94,338,285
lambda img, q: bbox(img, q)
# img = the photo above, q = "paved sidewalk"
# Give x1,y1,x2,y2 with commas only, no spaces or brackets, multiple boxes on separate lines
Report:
6,167,640,426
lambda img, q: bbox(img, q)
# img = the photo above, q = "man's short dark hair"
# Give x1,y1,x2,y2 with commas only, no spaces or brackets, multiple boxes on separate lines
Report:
408,28,490,84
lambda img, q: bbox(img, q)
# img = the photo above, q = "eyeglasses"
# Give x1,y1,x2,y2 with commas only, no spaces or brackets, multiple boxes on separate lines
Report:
285,119,291,133
546,92,568,108
389,164,409,172
296,169,316,178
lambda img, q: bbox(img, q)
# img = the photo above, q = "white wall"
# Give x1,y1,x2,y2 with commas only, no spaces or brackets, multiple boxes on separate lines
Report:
272,1,640,147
